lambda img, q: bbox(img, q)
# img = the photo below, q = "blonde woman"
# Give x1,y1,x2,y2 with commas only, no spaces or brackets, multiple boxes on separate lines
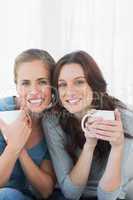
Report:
0,49,56,200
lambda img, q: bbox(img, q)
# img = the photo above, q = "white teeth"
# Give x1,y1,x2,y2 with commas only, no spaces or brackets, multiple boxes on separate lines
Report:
29,99,42,104
68,99,80,104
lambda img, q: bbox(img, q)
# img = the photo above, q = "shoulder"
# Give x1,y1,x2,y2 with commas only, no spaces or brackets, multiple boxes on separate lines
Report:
119,107,133,136
42,110,60,126
0,96,16,111
42,110,67,144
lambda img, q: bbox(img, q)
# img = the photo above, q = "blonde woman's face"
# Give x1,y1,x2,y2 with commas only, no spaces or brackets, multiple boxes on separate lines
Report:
16,60,51,113
58,63,93,117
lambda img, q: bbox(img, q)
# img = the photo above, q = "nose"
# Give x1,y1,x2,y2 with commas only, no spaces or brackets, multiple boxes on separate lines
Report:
29,84,40,95
65,84,77,97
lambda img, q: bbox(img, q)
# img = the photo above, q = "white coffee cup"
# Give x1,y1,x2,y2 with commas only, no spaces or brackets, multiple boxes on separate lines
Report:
81,110,115,132
0,110,21,124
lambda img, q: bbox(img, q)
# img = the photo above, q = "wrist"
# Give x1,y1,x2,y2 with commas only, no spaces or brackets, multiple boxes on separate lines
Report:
19,148,27,156
83,142,96,152
111,144,124,151
6,144,21,156
110,144,124,159
19,148,28,161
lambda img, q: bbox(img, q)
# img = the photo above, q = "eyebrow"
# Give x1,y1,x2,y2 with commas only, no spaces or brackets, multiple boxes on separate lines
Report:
58,76,85,82
37,77,49,81
21,77,49,82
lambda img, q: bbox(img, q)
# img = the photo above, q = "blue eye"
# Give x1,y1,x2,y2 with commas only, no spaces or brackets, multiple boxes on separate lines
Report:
21,81,30,86
39,80,49,85
75,80,85,85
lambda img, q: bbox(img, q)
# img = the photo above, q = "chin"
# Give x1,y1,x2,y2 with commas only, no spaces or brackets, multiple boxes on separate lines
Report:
28,103,50,113
28,107,44,114
65,107,82,114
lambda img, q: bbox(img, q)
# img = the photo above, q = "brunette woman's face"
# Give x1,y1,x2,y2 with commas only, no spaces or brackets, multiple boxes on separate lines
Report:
58,63,93,116
16,60,51,113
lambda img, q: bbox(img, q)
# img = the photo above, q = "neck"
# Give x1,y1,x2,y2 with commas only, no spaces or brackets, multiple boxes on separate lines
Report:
74,106,92,120
30,112,42,125
30,114,42,136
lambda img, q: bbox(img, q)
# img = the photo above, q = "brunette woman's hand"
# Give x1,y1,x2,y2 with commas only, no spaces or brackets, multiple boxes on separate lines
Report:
83,117,101,149
0,110,32,153
87,109,124,148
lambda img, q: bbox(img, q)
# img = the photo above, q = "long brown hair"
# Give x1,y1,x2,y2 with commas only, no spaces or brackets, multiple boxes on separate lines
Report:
52,50,127,162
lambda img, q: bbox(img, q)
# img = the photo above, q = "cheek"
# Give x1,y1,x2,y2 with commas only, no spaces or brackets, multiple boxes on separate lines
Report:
83,87,93,103
16,86,27,98
58,90,65,102
88,89,93,100
43,87,52,99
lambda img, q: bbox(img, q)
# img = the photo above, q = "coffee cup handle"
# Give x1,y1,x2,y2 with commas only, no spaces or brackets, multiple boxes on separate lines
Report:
81,113,92,132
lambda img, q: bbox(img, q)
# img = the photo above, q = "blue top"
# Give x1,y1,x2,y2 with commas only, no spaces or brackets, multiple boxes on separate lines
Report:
0,96,50,198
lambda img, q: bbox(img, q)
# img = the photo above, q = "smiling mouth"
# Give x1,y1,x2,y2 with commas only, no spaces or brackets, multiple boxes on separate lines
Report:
66,98,81,105
28,98,44,106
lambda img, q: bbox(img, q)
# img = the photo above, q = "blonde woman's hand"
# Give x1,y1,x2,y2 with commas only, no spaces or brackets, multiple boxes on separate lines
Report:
0,110,32,153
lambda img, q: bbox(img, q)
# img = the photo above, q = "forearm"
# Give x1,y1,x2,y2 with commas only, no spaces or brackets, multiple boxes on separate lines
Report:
42,118,95,199
0,145,19,187
19,149,54,198
99,145,124,191
70,142,95,186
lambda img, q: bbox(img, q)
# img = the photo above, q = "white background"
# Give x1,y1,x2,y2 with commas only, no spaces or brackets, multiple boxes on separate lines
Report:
0,0,133,107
